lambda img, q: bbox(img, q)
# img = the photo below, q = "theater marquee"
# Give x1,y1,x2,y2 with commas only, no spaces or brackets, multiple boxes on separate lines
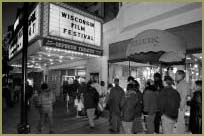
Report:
49,3,102,46
43,38,103,56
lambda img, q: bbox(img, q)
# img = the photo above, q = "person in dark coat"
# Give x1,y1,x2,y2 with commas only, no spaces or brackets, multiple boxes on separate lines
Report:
83,81,99,129
189,80,202,134
108,78,125,133
121,83,138,134
132,80,143,134
153,73,164,134
63,81,69,101
78,81,87,96
143,79,159,134
26,81,33,110
67,81,75,104
159,76,181,134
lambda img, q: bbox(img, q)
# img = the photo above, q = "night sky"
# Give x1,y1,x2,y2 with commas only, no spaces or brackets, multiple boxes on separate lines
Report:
2,2,23,34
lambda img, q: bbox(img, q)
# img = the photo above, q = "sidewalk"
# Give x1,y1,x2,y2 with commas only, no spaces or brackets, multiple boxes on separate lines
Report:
3,99,191,134
2,99,110,134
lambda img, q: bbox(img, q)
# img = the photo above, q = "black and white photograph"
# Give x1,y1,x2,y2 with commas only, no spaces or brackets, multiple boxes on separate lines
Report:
2,2,202,134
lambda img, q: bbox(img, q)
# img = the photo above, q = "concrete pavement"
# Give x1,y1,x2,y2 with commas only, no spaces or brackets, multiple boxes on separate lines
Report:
2,99,111,134
3,98,191,134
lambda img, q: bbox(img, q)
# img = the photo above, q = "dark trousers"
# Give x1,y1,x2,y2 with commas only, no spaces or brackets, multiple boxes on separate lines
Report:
154,112,161,133
110,113,121,132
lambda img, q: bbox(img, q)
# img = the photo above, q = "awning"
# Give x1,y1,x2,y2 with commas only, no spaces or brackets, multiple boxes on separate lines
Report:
126,29,186,63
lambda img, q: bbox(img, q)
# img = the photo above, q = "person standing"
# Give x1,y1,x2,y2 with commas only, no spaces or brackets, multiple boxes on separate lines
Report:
83,81,99,129
91,80,103,119
132,80,143,134
189,80,202,134
143,79,159,134
153,73,164,134
175,70,190,134
38,83,55,133
159,76,181,134
121,83,138,134
14,85,21,103
108,78,125,133
67,79,75,105
26,81,33,110
104,83,113,126
100,81,106,96
63,81,69,102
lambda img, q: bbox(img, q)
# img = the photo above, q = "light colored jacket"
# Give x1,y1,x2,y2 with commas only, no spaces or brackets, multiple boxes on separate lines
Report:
176,80,190,110
39,90,55,112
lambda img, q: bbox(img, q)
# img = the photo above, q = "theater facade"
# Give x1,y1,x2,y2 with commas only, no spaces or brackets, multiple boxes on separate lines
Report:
9,3,104,96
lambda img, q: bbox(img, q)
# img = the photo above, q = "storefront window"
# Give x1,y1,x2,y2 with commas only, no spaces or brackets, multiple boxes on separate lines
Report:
109,62,160,91
186,53,202,93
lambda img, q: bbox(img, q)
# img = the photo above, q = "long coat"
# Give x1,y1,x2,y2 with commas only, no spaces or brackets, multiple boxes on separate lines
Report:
108,85,125,116
189,90,202,134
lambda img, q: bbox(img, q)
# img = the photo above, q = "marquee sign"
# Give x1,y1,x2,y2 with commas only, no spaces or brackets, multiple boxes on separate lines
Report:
49,3,101,46
9,4,40,60
43,38,103,56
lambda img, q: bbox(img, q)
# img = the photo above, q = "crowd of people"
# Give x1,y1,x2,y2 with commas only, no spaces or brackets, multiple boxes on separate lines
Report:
3,70,202,134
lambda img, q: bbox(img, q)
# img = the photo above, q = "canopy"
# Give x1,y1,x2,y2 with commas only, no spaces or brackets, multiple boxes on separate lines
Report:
126,29,186,63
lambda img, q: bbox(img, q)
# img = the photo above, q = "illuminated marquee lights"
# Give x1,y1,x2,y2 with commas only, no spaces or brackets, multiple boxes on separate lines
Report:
43,38,102,57
45,46,100,58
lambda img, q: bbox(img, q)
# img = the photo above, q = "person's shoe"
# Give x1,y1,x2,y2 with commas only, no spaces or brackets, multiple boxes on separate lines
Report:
49,131,55,134
109,128,115,132
90,126,95,129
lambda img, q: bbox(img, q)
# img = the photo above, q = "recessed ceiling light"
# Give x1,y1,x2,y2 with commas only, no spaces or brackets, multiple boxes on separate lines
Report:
59,56,63,59
38,58,42,60
59,60,62,63
51,62,54,65
49,59,53,62
194,64,198,68
48,54,51,57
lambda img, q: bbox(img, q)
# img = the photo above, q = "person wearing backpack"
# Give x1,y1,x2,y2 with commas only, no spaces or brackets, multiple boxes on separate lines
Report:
159,76,181,134
38,83,56,133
